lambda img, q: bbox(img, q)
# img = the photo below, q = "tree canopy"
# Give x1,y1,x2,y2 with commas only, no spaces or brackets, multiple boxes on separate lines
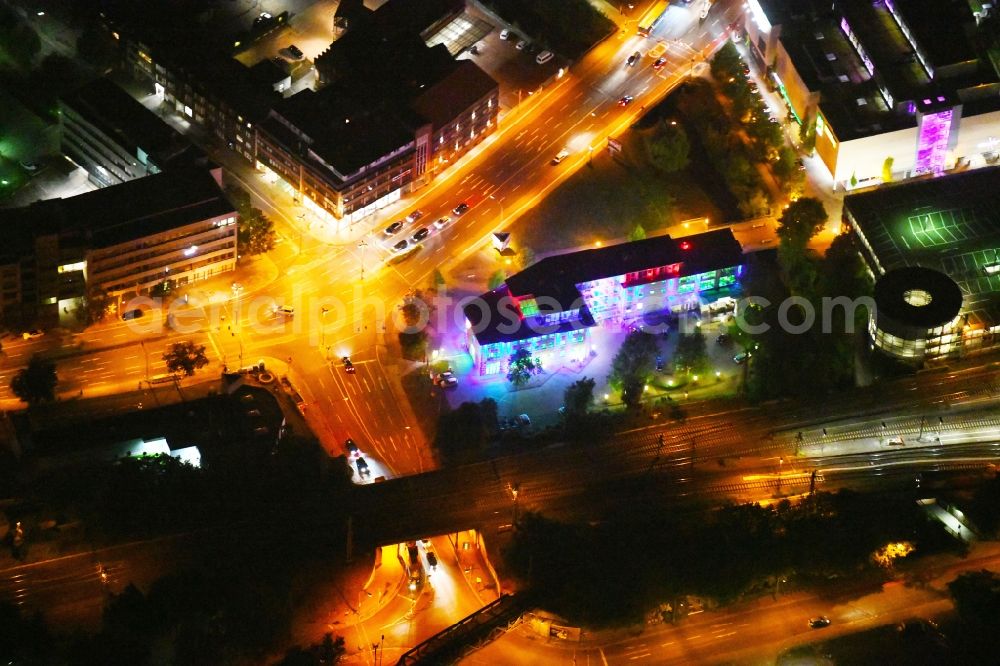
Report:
162,341,210,377
10,355,57,406
645,120,690,173
507,348,542,388
609,331,659,407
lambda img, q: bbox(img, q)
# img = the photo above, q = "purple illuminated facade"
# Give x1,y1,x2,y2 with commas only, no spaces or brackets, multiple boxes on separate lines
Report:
915,108,954,174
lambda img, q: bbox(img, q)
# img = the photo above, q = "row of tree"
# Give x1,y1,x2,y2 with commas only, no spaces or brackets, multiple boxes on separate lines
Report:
8,342,211,407
675,80,771,218
503,490,955,627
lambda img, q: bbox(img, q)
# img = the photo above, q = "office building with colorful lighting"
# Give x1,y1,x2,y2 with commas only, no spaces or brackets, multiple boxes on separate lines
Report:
743,0,1000,189
846,166,1000,362
463,230,744,376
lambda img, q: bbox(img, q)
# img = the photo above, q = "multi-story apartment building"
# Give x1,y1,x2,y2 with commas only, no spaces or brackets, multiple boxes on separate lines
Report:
60,78,205,188
105,0,497,223
464,231,745,375
0,168,237,327
744,0,1000,189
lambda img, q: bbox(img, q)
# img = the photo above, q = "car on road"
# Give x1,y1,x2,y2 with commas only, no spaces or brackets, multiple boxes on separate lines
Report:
551,149,570,165
433,216,450,230
21,329,44,340
411,227,431,243
452,202,470,216
652,56,667,70
356,457,370,477
342,356,356,373
515,39,528,51
795,157,805,171
384,220,405,235
345,438,360,457
500,28,511,40
407,541,419,564
749,82,759,93
437,371,458,388
406,210,424,223
280,44,303,60
122,309,144,321
733,351,750,364
808,616,831,629
392,239,409,253
626,51,641,67
618,95,634,107
273,305,294,318
887,436,905,446
536,50,554,65
425,551,438,571
741,61,750,76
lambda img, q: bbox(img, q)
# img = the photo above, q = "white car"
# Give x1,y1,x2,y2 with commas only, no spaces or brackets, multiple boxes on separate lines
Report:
500,28,511,40
22,329,44,340
437,371,458,388
551,149,570,165
433,216,450,230
536,50,554,65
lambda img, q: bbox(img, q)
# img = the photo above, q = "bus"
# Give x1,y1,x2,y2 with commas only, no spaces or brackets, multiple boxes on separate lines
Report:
637,0,670,37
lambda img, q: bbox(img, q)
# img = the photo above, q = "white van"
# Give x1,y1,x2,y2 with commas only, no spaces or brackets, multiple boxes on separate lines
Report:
536,50,554,65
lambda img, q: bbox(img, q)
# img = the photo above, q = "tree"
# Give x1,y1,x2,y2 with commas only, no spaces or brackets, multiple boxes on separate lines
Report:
609,331,659,407
276,633,346,665
237,209,276,257
76,21,119,71
645,120,690,173
674,326,709,374
949,570,1000,628
628,223,647,242
881,156,894,183
488,269,506,290
563,377,595,418
776,198,827,250
79,285,110,325
434,401,488,465
162,341,210,377
431,268,447,290
507,348,542,388
517,246,536,271
10,355,57,407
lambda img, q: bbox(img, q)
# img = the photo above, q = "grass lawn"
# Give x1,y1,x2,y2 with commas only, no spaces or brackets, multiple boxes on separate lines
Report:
510,122,726,254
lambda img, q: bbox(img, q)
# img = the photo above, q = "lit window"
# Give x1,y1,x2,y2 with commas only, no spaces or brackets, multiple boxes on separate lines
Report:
184,105,193,118
57,261,86,273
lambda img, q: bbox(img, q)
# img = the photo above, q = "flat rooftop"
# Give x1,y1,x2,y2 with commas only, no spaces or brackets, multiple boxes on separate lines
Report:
845,166,1000,329
0,169,235,250
760,0,999,141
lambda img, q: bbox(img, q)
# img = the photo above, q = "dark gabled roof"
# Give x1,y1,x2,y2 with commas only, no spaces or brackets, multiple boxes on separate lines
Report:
0,169,234,250
463,286,597,346
410,60,498,131
505,230,744,308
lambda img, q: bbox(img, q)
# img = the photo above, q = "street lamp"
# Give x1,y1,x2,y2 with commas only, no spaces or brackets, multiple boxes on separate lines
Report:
358,240,368,280
489,193,504,225
231,282,243,330
296,212,305,255
321,306,329,358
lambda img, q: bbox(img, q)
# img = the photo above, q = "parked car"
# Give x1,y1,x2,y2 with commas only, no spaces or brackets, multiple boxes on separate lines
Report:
122,309,144,321
342,356,356,373
425,551,438,572
626,51,641,67
618,95,634,107
717,333,732,345
21,329,44,340
433,216,450,230
551,149,570,165
515,39,528,51
411,227,431,243
407,541,419,564
356,457,370,477
280,44,303,60
499,28,511,40
406,210,424,223
437,371,458,388
273,305,294,318
733,351,750,364
808,616,831,629
345,438,360,457
749,82,759,93
452,202,470,216
536,50,554,65
384,220,405,235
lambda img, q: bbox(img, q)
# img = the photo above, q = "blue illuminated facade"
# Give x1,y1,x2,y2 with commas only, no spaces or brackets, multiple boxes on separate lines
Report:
464,230,744,376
